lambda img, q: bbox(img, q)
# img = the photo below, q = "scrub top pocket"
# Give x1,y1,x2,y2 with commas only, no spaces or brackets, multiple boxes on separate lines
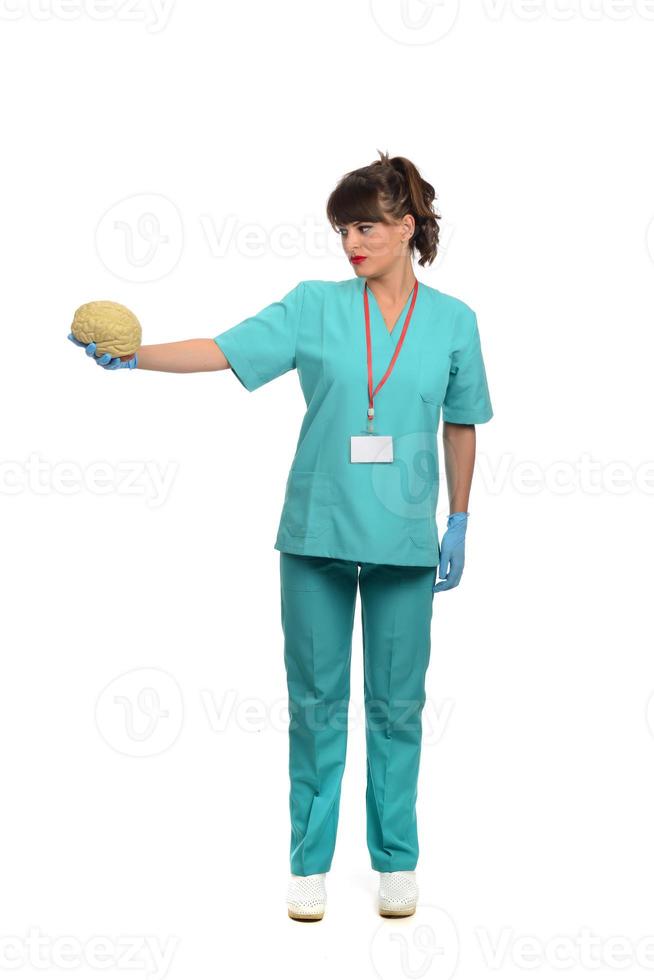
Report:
417,352,450,407
409,524,438,552
280,469,335,538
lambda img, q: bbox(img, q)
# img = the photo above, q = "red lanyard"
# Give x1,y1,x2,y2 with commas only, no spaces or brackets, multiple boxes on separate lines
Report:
364,278,419,428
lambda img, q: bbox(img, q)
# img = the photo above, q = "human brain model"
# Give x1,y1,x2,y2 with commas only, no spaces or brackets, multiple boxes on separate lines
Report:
70,301,141,360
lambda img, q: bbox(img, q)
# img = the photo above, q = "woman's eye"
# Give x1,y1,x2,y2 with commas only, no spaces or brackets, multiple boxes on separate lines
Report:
337,224,373,236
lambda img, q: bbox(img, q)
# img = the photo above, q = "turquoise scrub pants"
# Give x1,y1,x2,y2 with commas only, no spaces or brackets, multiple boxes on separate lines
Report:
280,551,437,875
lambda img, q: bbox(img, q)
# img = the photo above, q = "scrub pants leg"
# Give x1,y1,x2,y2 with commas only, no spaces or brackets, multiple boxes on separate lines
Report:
280,552,358,875
279,551,436,876
359,561,436,872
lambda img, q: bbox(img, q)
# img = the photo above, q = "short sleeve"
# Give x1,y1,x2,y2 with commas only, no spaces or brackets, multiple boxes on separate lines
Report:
212,281,305,392
442,307,493,424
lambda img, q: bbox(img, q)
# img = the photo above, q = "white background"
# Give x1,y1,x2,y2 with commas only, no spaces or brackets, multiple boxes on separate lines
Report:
1,1,654,978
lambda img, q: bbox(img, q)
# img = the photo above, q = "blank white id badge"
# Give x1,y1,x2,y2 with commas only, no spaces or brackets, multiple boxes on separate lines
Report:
350,434,394,463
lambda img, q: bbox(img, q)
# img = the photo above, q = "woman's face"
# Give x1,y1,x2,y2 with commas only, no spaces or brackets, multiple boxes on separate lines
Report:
336,213,415,277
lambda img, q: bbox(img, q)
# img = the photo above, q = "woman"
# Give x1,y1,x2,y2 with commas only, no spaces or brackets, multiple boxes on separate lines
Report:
69,151,493,922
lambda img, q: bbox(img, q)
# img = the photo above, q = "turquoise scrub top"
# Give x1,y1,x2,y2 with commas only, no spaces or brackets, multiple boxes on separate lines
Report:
213,276,493,567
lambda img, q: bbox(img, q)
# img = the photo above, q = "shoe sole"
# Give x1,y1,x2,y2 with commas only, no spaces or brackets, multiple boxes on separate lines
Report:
379,905,416,917
288,908,325,921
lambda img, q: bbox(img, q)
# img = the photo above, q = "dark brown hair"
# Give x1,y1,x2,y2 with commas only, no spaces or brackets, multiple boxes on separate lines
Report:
326,150,441,267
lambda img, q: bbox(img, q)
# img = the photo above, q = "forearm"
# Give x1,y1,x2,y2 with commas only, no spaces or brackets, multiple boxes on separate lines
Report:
442,421,476,513
136,338,228,373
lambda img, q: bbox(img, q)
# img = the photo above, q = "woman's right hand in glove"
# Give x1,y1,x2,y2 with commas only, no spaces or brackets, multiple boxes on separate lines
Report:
68,333,138,369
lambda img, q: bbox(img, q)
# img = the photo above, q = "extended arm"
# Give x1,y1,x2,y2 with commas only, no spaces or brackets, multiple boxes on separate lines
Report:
135,339,230,373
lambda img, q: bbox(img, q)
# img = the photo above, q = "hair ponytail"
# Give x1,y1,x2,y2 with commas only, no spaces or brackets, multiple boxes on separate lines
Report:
326,149,441,266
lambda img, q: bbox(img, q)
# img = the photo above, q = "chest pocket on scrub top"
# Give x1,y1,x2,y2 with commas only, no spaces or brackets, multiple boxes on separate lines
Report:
417,351,450,406
281,469,335,537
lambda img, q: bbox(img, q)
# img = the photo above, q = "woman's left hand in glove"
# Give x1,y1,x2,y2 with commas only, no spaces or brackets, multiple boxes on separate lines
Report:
433,512,469,593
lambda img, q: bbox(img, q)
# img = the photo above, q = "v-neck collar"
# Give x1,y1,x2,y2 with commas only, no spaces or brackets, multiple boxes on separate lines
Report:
356,275,419,341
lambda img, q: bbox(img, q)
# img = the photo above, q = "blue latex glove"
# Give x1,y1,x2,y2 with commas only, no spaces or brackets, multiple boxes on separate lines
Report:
68,333,138,369
433,512,469,593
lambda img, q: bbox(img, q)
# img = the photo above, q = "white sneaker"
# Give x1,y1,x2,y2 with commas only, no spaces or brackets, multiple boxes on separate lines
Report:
378,870,418,917
286,872,327,921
